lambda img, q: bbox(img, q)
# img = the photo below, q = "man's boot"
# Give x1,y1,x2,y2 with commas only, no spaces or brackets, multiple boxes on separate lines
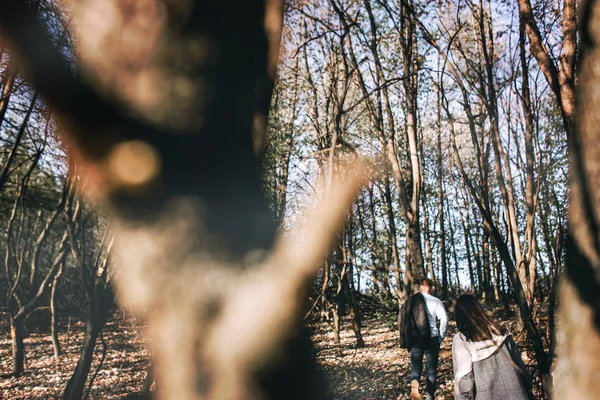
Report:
410,379,421,400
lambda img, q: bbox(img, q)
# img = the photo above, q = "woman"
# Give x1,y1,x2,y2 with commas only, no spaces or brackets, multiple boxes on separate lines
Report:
452,294,533,400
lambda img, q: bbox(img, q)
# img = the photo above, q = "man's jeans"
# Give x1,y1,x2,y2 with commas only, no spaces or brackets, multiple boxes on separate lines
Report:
410,337,440,399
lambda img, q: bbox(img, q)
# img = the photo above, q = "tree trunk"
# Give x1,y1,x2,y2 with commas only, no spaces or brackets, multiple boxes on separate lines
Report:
493,260,501,301
331,244,346,346
0,61,16,127
342,275,364,348
447,202,460,292
320,260,330,322
520,14,539,305
51,262,64,358
451,169,475,292
10,316,25,376
438,105,447,299
383,179,404,300
63,319,103,400
474,230,483,295
466,236,475,293
331,303,340,345
547,226,563,359
275,57,299,227
554,2,600,397
482,232,493,300
517,0,576,136
344,216,364,348
421,188,435,282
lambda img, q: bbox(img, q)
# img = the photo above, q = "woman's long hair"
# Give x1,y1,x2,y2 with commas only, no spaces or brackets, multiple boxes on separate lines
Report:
454,294,507,342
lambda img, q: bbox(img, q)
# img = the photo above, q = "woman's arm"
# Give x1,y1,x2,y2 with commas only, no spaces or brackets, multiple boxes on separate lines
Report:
456,370,475,400
436,299,449,341
453,334,475,400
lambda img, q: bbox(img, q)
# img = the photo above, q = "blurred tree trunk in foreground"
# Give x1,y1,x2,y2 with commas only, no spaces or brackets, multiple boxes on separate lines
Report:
0,1,364,399
555,1,600,398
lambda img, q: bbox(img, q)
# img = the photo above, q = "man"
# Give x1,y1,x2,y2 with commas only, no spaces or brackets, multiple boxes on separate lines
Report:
398,278,448,400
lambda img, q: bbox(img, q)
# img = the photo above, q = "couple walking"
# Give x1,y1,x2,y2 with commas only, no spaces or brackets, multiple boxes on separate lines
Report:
398,278,534,400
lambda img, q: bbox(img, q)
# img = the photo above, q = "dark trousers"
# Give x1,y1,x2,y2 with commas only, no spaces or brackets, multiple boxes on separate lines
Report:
409,337,440,399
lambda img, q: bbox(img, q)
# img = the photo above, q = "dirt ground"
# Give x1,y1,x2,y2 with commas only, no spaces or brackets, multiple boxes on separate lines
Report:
312,317,456,400
1,318,151,399
0,314,536,399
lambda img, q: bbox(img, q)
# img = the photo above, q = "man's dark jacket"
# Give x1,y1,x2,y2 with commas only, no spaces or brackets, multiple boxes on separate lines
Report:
398,293,431,350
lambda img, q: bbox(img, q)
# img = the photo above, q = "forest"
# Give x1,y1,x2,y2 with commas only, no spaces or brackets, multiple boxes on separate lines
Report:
0,0,597,399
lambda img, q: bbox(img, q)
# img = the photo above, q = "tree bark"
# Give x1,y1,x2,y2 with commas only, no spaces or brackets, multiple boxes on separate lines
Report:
344,215,364,348
0,60,16,127
63,318,104,400
10,317,25,376
320,260,331,322
482,230,492,300
51,262,64,358
383,178,404,300
554,2,600,397
437,90,447,299
446,201,460,292
399,0,425,280
421,185,435,282
275,57,300,227
517,0,576,136
342,274,364,348
331,297,340,345
519,14,539,306
450,168,475,292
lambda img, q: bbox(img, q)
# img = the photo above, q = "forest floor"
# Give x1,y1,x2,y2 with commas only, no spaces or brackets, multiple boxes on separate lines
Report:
0,307,540,399
311,316,456,400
